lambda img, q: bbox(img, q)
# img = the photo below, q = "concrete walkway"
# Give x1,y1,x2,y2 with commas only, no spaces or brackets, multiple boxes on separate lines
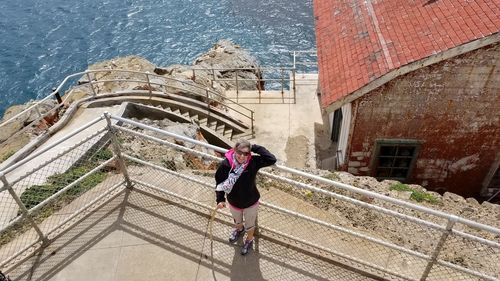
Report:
0,74,384,281
6,179,376,281
226,74,324,169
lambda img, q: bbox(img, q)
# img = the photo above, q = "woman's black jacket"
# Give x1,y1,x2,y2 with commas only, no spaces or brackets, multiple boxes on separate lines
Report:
215,144,277,209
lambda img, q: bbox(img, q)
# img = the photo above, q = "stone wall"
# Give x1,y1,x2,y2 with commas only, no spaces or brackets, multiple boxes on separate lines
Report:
346,43,500,197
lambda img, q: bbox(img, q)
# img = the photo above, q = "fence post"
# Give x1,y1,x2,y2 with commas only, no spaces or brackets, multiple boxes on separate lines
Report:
145,71,153,98
0,174,48,245
420,217,457,280
86,72,97,97
52,87,63,104
251,111,255,138
292,68,296,104
293,51,297,69
103,113,133,189
235,70,240,99
280,68,284,102
205,88,211,117
211,68,216,88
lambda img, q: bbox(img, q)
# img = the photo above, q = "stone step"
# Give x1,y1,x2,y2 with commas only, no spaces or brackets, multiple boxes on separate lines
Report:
223,128,233,139
208,120,217,130
198,117,208,126
215,123,225,135
190,114,199,122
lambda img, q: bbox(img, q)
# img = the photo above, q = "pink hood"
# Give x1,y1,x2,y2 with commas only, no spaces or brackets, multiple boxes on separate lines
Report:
225,148,252,169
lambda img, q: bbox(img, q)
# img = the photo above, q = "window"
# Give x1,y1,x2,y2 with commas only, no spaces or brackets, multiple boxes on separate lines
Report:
373,140,420,181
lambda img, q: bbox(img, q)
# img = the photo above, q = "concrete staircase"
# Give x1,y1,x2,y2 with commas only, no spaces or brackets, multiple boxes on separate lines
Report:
85,92,254,147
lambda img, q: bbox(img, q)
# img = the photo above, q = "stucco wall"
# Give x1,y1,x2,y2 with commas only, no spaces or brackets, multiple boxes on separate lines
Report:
346,43,500,197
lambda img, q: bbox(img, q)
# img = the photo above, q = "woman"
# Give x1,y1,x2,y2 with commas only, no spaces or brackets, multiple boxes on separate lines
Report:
215,139,277,255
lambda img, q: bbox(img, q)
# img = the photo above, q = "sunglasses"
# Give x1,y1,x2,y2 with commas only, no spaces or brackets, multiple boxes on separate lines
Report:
235,149,250,156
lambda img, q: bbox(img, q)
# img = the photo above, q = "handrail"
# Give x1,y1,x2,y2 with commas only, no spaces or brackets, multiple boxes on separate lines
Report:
276,165,500,234
111,113,500,236
85,69,255,129
0,71,88,130
0,69,257,139
109,115,500,280
85,69,253,111
0,114,497,280
0,49,319,130
0,116,105,175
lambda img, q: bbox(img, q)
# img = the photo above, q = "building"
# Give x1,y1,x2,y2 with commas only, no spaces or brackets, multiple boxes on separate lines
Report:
314,0,499,198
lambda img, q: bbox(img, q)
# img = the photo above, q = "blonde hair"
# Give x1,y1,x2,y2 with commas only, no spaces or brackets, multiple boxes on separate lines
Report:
234,138,251,151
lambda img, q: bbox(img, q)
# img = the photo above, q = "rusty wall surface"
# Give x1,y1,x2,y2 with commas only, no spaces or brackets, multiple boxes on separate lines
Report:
346,43,500,197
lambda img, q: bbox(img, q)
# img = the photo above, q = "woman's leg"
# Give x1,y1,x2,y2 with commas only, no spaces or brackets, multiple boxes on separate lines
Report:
228,205,245,243
241,203,259,255
229,205,244,230
242,203,259,241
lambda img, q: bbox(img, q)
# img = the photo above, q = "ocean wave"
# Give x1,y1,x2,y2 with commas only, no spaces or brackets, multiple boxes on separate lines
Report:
0,0,315,115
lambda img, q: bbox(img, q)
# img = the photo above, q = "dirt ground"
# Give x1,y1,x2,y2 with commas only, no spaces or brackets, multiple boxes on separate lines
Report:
284,135,309,168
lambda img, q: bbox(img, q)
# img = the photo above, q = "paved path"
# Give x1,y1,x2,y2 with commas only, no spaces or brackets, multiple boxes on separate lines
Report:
6,173,377,281
227,74,323,169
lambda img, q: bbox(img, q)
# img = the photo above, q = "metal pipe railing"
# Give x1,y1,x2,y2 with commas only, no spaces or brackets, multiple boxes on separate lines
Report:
0,72,87,130
0,116,105,175
0,69,257,139
112,116,500,280
8,127,108,187
0,113,498,281
0,50,318,133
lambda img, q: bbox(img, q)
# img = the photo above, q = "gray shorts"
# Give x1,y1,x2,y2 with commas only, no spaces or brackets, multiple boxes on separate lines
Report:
228,202,259,231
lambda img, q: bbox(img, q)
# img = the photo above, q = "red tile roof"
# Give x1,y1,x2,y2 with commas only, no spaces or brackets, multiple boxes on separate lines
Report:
314,0,500,110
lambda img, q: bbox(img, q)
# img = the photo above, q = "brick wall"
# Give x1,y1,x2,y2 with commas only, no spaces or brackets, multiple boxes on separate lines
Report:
346,43,500,197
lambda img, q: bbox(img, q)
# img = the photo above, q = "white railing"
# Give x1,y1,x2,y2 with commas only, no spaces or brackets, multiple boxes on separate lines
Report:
0,69,257,145
0,114,498,280
0,50,318,135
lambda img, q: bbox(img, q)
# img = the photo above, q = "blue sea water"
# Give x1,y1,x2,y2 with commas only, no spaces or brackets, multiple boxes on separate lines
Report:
0,0,315,116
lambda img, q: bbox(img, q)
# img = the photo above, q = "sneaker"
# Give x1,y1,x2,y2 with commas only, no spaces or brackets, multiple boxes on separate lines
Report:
229,228,244,243
240,239,254,255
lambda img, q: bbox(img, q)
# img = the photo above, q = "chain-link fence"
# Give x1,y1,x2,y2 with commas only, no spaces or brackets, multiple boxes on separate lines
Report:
0,114,498,280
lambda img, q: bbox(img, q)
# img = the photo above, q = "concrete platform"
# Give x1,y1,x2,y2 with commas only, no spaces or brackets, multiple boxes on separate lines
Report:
227,74,325,169
6,186,376,281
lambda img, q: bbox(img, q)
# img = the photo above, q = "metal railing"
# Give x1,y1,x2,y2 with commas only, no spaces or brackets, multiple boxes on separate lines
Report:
292,50,317,70
191,66,298,104
0,69,257,147
0,114,498,280
190,50,318,104
0,49,318,143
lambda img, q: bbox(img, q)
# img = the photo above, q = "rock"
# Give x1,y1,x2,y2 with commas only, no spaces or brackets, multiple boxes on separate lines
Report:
0,99,58,143
194,40,263,91
443,192,466,204
389,190,413,200
465,197,479,205
86,56,156,93
62,86,93,104
380,179,401,188
481,201,500,212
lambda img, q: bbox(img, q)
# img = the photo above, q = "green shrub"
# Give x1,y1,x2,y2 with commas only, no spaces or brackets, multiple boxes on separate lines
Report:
389,183,438,204
389,183,412,192
19,148,112,213
322,172,340,181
